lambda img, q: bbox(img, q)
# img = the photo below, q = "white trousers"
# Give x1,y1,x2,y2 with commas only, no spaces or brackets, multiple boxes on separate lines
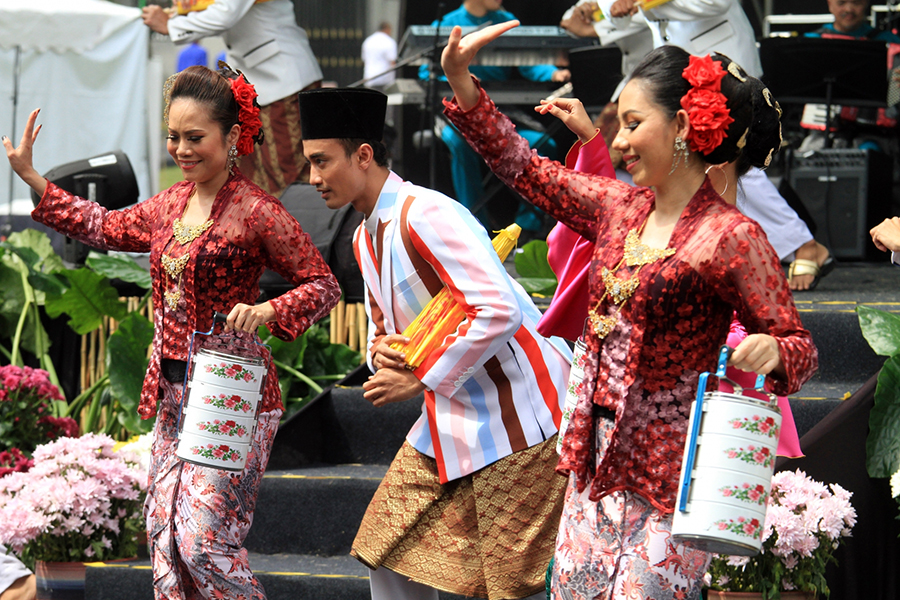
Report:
736,167,814,262
368,567,547,600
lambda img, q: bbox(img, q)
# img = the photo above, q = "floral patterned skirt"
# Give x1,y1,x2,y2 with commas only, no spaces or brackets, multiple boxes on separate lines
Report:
551,417,711,600
143,377,281,600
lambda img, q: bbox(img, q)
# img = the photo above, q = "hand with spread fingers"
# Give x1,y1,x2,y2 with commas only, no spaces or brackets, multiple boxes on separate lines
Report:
362,367,425,407
730,333,785,378
441,20,521,111
2,108,47,197
536,97,597,143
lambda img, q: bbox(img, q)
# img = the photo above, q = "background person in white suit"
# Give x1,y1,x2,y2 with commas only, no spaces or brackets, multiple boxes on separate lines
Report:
142,0,323,197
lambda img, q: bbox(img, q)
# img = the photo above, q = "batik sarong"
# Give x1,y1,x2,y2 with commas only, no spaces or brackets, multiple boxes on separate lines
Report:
144,377,280,600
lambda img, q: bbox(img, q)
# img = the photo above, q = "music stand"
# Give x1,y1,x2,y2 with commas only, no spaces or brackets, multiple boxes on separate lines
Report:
759,37,888,147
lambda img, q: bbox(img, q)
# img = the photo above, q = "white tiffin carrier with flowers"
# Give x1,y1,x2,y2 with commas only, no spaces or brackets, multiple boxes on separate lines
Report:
672,345,783,556
175,312,269,471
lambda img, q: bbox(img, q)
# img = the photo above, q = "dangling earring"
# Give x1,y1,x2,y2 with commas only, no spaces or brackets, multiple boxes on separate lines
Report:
669,136,689,175
227,144,238,175
705,164,729,197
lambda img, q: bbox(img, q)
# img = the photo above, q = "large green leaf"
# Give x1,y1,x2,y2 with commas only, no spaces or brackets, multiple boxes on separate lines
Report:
0,261,27,339
514,240,556,279
86,252,152,290
107,312,154,406
514,240,558,296
857,305,900,357
866,354,900,477
44,268,129,334
2,230,67,297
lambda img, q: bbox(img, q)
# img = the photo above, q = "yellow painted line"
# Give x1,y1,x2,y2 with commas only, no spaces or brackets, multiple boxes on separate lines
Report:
89,563,368,579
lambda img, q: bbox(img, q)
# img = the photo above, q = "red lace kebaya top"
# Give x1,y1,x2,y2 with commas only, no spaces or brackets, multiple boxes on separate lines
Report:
32,171,340,419
444,86,818,513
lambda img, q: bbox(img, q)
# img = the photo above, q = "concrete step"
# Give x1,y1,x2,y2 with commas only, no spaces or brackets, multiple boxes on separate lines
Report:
85,554,473,600
245,464,386,556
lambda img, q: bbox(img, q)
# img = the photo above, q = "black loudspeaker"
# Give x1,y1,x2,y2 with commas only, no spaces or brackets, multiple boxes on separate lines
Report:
258,181,365,302
787,149,892,260
32,150,139,264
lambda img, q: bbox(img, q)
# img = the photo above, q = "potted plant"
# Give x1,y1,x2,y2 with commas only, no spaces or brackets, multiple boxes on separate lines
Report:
706,469,857,600
0,432,147,593
0,364,78,475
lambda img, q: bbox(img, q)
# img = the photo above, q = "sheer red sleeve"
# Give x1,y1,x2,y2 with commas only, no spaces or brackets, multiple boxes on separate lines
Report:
443,83,638,242
31,182,160,253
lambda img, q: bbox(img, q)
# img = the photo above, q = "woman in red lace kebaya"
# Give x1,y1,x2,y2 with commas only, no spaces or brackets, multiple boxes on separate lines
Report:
3,66,339,599
440,23,817,600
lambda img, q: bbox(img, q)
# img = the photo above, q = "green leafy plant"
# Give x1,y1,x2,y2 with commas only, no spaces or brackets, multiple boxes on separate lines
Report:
262,318,361,420
514,239,558,296
856,305,900,479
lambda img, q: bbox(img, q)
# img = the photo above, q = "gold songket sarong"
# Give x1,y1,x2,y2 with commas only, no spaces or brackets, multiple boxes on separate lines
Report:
351,437,566,599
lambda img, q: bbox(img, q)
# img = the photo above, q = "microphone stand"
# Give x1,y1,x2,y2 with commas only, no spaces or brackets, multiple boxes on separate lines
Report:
426,3,446,189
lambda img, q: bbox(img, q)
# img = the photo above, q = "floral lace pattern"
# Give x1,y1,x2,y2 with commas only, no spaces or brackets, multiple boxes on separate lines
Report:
32,171,340,419
444,84,818,514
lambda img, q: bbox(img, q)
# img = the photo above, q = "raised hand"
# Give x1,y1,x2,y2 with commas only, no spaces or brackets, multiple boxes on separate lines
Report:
2,108,47,197
441,20,520,111
536,98,597,143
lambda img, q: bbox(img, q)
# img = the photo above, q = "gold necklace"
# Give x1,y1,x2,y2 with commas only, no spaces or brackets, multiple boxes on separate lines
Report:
163,193,214,311
587,221,676,340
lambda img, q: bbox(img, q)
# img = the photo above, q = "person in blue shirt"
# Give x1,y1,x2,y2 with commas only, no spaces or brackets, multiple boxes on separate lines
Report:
176,42,209,71
807,0,900,41
420,0,570,232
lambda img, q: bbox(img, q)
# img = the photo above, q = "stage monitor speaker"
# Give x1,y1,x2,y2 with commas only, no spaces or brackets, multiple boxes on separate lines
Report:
258,181,365,302
787,148,891,260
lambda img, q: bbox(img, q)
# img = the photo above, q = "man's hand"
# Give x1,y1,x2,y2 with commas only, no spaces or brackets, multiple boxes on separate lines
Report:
362,368,426,407
552,68,572,83
871,216,900,253
142,5,172,35
560,2,601,38
610,0,639,17
371,333,410,370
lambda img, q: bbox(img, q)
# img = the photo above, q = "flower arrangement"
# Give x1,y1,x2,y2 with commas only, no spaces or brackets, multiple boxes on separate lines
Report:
0,365,78,473
230,73,262,156
680,54,735,155
707,469,857,600
0,434,147,569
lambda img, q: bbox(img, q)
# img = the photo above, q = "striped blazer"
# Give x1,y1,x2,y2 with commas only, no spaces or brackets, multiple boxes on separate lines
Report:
353,172,572,483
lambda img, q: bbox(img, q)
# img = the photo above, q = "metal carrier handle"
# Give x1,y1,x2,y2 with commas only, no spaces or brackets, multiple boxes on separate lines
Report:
678,345,769,512
176,311,268,433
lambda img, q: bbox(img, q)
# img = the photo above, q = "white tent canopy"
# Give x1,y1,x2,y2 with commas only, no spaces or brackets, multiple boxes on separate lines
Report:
0,0,151,212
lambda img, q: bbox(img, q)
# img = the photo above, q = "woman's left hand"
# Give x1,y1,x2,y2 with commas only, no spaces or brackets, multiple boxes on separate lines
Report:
225,302,276,333
730,333,785,378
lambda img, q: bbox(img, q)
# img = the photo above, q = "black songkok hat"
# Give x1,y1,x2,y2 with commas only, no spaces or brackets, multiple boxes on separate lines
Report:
298,88,387,140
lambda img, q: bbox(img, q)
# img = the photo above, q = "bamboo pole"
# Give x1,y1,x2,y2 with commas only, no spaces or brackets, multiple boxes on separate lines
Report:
335,299,346,345
357,303,367,353
346,302,358,351
80,334,88,391
329,304,337,344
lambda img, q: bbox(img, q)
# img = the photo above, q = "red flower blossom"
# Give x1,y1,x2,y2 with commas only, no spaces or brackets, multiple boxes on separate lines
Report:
682,54,728,89
230,74,261,156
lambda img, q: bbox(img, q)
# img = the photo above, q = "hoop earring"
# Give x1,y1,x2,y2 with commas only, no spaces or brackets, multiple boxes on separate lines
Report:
669,136,689,175
227,144,238,175
705,164,729,197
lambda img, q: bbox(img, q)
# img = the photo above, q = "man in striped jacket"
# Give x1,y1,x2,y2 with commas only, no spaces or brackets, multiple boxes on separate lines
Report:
299,87,572,600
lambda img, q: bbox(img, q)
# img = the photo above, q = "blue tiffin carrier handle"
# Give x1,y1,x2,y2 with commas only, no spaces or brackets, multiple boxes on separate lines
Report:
677,345,767,513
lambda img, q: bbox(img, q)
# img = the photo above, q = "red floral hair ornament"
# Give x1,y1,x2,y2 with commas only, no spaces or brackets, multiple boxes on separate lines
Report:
230,73,262,156
680,55,734,156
